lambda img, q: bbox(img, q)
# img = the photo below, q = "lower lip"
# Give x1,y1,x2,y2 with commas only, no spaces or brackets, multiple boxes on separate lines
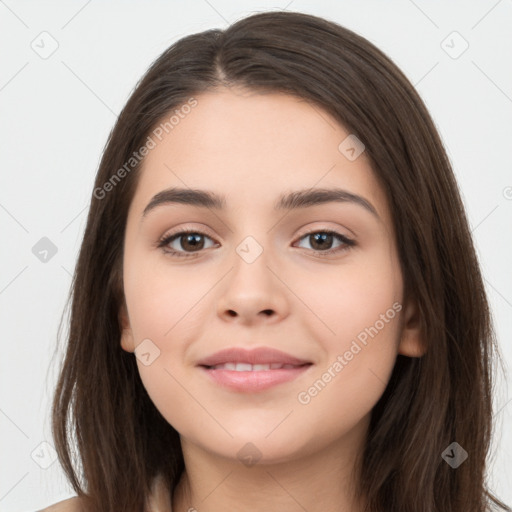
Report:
199,364,313,392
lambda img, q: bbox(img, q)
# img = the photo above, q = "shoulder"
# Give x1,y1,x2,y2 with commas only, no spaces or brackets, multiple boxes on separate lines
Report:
37,478,172,511
39,496,85,512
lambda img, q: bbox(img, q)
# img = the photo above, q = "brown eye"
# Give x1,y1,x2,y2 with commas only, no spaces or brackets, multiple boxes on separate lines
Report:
295,230,355,256
307,232,335,251
158,230,217,258
175,233,206,252
157,228,355,259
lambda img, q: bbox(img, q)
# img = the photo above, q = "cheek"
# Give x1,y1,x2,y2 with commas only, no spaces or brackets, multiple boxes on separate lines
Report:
135,356,197,438
123,256,213,430
300,296,401,406
293,249,402,350
291,249,403,405
294,281,402,441
123,252,210,343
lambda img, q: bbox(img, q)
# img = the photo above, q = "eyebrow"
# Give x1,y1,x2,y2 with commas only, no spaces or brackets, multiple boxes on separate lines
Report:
141,186,380,220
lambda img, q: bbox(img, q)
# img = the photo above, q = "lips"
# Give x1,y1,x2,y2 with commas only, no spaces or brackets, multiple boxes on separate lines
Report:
208,362,301,371
197,347,313,392
196,346,312,369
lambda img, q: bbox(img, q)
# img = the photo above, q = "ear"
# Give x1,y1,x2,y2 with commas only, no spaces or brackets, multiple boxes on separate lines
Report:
119,301,135,353
398,297,427,358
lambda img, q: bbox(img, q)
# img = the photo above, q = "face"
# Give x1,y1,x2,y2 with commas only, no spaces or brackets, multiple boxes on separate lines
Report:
119,87,423,464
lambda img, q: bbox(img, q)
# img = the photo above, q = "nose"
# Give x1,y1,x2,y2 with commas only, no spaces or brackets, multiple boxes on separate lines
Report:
216,243,289,326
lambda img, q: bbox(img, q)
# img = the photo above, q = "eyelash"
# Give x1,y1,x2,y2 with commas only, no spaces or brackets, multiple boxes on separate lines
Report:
157,228,356,259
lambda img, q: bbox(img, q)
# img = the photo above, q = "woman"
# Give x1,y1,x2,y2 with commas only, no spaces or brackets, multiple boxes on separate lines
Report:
43,10,510,512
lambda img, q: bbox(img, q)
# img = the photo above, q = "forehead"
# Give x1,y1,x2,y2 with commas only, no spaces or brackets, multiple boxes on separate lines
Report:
128,88,391,225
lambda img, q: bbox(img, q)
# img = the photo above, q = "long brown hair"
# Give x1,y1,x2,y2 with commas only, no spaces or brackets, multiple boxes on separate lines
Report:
50,10,511,512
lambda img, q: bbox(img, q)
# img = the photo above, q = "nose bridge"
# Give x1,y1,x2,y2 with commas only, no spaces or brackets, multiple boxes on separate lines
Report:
228,209,276,272
229,231,275,296
216,227,288,323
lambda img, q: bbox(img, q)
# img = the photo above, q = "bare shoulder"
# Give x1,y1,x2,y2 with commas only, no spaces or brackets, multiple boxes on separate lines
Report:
39,496,85,512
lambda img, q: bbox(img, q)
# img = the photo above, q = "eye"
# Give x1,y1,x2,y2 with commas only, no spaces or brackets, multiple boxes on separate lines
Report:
157,229,217,258
293,229,355,257
157,228,355,259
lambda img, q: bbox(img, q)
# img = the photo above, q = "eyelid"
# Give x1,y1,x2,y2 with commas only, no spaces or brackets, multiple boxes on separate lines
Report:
294,222,354,240
159,223,218,242
156,222,356,260
159,221,354,243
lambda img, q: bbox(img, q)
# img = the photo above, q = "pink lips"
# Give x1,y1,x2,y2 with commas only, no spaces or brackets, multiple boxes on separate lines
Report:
197,347,313,393
196,346,311,367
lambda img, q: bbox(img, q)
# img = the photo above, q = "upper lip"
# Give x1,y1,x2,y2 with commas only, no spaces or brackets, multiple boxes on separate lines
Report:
197,347,312,367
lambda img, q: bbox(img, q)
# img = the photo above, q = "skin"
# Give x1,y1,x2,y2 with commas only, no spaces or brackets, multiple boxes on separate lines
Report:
119,86,425,512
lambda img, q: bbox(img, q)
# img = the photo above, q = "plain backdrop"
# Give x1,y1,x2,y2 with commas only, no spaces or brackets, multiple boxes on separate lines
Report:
1,1,511,510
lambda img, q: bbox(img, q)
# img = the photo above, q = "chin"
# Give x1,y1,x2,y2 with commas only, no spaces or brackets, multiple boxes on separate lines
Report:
207,429,311,464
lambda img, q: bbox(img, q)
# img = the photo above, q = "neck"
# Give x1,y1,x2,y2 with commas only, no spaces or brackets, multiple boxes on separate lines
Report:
171,416,369,512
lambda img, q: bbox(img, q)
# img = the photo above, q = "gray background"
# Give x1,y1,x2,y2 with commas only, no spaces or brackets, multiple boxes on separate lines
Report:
1,1,511,510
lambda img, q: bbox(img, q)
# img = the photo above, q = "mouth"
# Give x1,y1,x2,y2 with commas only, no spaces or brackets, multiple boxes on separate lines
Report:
201,362,311,371
196,346,314,392
198,362,314,392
